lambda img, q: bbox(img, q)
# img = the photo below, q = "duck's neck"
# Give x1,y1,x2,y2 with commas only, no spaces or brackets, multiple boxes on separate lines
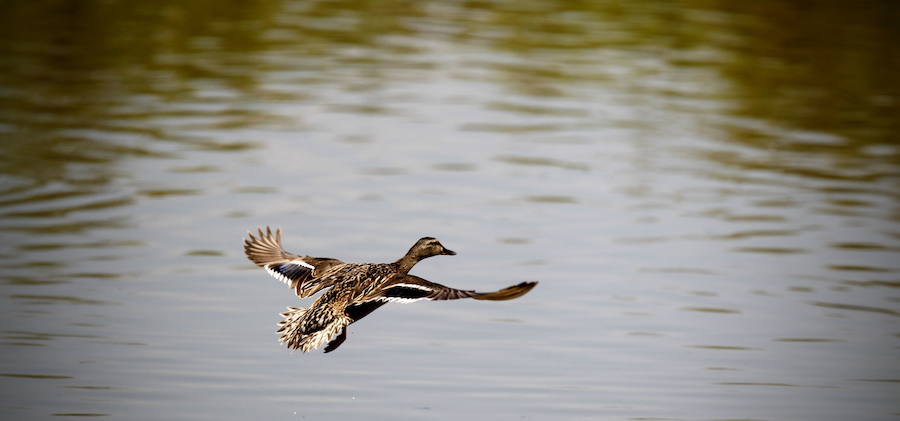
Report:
394,253,422,274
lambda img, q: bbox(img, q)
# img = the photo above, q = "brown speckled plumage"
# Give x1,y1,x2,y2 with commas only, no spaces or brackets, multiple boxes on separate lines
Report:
243,226,538,353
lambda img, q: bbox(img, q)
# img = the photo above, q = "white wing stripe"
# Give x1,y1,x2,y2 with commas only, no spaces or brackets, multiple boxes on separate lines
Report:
378,296,428,303
290,259,315,269
265,266,292,285
390,283,432,291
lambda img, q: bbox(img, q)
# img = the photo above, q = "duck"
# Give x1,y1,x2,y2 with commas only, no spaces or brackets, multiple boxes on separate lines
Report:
243,226,537,353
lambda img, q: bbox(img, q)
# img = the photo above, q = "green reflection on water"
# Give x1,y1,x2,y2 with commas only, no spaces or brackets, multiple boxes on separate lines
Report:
1,0,897,188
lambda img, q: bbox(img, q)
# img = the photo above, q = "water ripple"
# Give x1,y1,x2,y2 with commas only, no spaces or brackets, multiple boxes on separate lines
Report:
495,154,590,171
810,301,900,317
10,295,114,306
0,373,72,379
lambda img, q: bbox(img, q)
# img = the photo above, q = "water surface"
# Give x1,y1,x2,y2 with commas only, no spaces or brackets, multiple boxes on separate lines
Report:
1,1,899,420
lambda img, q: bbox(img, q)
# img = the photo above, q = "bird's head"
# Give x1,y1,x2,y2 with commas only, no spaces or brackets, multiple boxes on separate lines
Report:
408,237,456,260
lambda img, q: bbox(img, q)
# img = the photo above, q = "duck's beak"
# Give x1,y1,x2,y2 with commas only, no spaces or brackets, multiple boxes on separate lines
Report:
441,248,456,256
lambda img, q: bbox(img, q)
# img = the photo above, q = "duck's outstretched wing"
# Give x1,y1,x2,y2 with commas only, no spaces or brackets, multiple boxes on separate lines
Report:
321,278,537,353
378,275,538,302
310,277,536,354
243,226,344,298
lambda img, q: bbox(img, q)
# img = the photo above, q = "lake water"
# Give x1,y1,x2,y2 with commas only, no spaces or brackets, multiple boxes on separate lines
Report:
1,1,899,420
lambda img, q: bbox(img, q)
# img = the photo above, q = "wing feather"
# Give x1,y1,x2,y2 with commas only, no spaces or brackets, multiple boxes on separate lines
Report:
380,275,538,302
243,226,344,297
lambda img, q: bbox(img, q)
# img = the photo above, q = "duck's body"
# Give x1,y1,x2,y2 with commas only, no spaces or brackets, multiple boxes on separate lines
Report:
243,227,537,353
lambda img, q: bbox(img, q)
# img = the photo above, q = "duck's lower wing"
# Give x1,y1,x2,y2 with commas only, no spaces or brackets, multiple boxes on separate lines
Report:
322,279,537,353
380,275,538,302
323,300,387,353
323,328,347,353
243,226,344,297
316,279,535,353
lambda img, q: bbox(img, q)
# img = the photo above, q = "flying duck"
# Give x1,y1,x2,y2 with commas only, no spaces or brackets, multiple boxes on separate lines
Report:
243,227,537,353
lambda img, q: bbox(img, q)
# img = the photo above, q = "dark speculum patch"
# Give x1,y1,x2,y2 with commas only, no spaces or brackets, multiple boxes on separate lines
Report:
385,286,432,299
345,300,386,321
275,263,311,281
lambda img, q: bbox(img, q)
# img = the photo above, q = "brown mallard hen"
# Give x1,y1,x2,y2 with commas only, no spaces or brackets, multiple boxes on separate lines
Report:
243,227,537,353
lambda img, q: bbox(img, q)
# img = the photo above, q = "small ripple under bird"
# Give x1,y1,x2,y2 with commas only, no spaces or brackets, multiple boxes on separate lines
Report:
243,227,538,353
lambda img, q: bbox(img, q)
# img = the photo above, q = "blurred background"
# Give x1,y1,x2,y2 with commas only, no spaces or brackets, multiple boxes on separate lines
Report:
0,0,898,420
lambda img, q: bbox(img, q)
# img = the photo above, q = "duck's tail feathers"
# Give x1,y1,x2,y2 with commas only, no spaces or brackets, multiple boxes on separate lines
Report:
276,306,308,349
276,306,350,353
